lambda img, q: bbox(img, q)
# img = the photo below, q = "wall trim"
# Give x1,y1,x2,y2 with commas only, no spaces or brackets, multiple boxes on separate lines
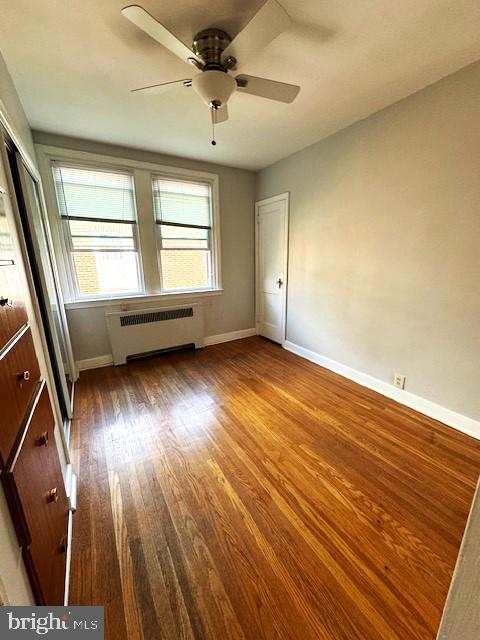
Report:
77,354,113,371
63,465,76,606
284,340,480,441
204,328,257,346
63,511,73,606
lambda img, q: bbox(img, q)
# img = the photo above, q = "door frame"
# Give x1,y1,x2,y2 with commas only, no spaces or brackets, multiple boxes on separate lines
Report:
255,192,289,345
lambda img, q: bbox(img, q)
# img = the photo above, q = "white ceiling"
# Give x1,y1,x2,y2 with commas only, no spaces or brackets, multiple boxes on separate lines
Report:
1,0,480,170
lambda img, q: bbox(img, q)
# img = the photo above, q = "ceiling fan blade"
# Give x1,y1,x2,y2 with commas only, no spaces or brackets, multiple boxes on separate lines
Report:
235,75,300,103
122,5,199,64
212,104,228,124
223,0,291,67
131,78,192,95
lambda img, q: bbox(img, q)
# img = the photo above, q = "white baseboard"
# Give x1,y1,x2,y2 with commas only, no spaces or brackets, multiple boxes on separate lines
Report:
63,466,77,606
64,510,73,606
204,328,257,346
77,329,257,370
77,354,113,371
284,340,480,441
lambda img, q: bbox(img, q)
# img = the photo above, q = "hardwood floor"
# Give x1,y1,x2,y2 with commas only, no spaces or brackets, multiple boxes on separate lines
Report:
70,336,480,640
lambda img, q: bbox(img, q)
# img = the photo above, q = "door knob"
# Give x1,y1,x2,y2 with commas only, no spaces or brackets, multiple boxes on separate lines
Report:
18,370,30,382
48,487,59,503
276,278,283,288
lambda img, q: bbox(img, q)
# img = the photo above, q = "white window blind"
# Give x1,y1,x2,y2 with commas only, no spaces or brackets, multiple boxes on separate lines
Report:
53,164,136,222
152,178,211,228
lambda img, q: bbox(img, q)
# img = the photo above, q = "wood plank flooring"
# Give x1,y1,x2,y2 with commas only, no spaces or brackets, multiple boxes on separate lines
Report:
70,336,480,640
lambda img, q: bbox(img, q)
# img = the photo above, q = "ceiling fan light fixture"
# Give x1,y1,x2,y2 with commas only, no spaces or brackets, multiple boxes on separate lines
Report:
192,70,236,109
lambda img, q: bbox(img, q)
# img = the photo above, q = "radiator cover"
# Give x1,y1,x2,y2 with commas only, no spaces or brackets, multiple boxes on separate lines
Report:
106,304,204,365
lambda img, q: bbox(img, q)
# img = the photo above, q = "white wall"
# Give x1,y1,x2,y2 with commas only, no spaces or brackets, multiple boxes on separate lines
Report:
33,132,256,363
0,54,35,161
256,60,480,424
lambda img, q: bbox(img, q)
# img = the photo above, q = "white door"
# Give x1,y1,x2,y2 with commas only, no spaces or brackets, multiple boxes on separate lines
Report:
256,193,289,344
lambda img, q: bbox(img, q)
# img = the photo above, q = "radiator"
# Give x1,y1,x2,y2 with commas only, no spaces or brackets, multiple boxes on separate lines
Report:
105,304,204,365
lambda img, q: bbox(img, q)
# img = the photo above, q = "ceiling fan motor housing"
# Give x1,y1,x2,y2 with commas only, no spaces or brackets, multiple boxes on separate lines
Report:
192,28,233,70
192,70,236,108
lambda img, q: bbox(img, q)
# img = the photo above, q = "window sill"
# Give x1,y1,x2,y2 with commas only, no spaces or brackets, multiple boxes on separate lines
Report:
64,289,223,310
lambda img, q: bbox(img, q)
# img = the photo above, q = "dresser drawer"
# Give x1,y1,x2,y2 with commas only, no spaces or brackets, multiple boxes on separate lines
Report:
0,325,40,464
0,261,28,347
2,382,68,604
22,520,69,606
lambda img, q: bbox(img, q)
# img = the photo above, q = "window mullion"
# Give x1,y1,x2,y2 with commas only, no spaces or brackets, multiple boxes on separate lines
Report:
132,168,161,294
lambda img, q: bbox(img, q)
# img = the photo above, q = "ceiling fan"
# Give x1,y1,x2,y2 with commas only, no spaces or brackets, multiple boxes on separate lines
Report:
122,1,300,143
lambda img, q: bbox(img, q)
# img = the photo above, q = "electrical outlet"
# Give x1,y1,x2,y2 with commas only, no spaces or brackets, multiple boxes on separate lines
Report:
393,373,406,389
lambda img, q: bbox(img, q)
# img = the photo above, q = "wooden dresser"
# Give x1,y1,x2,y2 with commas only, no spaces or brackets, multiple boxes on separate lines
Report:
0,184,69,604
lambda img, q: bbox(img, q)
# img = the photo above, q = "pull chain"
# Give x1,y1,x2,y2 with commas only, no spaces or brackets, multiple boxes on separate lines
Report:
210,106,217,146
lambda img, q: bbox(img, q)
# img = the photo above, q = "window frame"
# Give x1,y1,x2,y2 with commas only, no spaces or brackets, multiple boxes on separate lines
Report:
152,176,218,294
54,163,144,300
36,146,222,306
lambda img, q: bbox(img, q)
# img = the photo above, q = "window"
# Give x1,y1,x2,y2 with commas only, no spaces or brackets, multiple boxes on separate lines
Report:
53,164,142,298
43,148,221,305
152,177,215,292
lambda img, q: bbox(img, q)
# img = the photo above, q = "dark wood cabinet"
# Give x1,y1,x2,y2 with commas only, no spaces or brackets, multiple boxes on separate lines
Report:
0,325,41,465
3,383,68,605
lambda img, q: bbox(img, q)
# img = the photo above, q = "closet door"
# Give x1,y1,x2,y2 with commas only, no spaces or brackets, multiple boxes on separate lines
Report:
0,186,28,348
15,153,76,429
0,186,31,467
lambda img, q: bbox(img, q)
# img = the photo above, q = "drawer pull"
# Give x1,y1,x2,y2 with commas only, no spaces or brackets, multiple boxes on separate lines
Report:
59,535,67,554
0,296,13,307
47,487,58,503
36,431,49,447
18,370,30,382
